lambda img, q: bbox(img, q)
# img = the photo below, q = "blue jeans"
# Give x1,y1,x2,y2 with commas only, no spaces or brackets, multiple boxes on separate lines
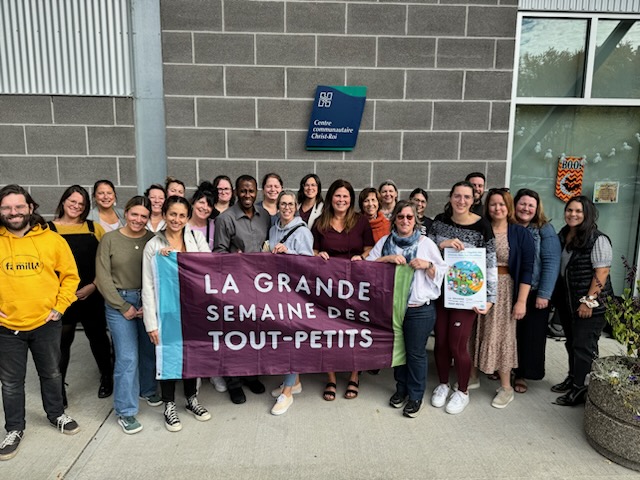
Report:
0,320,64,431
283,373,297,387
105,289,156,417
394,303,436,402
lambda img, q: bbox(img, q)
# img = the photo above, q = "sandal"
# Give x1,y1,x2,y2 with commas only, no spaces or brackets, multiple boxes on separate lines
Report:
487,372,499,381
323,382,337,401
344,380,359,399
514,378,528,394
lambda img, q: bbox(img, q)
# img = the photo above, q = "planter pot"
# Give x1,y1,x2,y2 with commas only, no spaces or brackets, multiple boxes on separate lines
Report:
584,357,640,472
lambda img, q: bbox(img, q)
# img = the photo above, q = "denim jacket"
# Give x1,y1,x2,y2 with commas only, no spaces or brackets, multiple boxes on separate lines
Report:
527,222,561,300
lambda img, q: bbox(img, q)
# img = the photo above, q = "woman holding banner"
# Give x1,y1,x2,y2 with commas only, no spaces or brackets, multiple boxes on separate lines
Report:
312,179,374,401
142,196,212,432
427,181,497,415
95,196,157,435
368,201,446,418
268,191,314,415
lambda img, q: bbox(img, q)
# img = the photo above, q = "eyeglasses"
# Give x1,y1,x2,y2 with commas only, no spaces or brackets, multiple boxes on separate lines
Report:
217,187,232,192
304,183,317,188
396,214,414,221
65,199,85,208
0,204,29,214
279,202,295,209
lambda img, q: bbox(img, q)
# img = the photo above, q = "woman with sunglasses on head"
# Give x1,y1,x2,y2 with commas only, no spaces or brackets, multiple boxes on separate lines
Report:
212,175,234,218
378,180,399,220
512,189,561,393
297,174,324,229
551,195,612,406
95,196,158,435
358,187,390,243
409,188,433,236
267,191,314,415
49,186,113,406
473,188,534,409
87,180,125,233
312,179,375,401
142,196,212,431
368,201,446,418
144,184,166,233
428,181,497,415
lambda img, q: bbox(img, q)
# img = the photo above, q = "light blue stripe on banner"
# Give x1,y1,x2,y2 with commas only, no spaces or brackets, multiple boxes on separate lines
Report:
156,252,183,379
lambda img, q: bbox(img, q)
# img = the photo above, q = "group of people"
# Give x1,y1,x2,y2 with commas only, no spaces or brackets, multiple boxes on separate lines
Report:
0,170,613,459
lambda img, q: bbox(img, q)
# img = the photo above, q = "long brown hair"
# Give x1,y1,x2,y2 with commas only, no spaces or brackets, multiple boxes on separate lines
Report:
314,179,360,233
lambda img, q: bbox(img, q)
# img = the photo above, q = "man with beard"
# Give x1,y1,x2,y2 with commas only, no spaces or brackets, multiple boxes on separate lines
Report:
0,185,80,461
465,172,486,216
213,175,271,404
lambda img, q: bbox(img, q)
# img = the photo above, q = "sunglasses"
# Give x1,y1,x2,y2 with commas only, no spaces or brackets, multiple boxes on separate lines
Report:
396,214,414,221
488,187,510,194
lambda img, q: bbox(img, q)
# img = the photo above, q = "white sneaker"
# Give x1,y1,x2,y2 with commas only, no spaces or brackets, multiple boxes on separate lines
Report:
491,387,514,409
210,376,227,393
445,390,470,414
271,394,293,415
431,384,450,408
270,382,302,398
454,377,480,390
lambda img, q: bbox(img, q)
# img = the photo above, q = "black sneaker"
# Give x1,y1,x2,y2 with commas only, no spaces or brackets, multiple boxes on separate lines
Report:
403,399,423,418
164,402,182,432
389,391,408,409
0,430,23,461
50,414,80,435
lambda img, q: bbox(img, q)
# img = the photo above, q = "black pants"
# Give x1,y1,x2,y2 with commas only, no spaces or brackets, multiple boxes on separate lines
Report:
515,292,549,380
557,301,605,387
160,379,197,403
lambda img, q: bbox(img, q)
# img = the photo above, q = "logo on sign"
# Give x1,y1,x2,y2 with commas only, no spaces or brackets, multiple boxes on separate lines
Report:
318,91,333,108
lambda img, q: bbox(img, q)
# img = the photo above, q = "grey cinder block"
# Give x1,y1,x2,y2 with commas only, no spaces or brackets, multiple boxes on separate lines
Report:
118,157,138,186
315,161,372,190
160,0,222,32
496,39,516,69
257,161,314,190
165,97,195,127
228,130,285,159
167,158,197,187
407,5,466,36
486,160,507,185
344,132,402,161
115,98,134,126
490,102,511,131
430,161,486,189
30,186,69,215
226,67,285,97
58,157,118,185
198,98,255,128
287,68,346,99
88,127,135,155
406,70,463,100
466,71,513,100
0,126,25,154
0,95,52,124
166,128,225,158
373,162,429,190
378,38,436,68
467,6,517,38
347,3,406,35
198,159,258,183
286,131,345,161
403,132,459,160
258,99,312,130
194,33,254,65
375,101,432,131
224,0,284,33
437,39,495,69
0,156,57,185
256,35,315,66
433,102,491,131
26,126,86,155
164,65,224,95
52,97,114,125
346,69,404,99
318,36,376,67
287,2,345,34
162,32,193,63
460,132,508,160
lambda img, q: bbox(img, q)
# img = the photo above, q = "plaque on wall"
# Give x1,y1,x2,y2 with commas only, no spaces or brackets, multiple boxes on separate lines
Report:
306,85,367,151
593,181,619,203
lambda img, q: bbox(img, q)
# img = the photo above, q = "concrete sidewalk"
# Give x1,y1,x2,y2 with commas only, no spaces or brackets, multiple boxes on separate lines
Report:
1,334,637,480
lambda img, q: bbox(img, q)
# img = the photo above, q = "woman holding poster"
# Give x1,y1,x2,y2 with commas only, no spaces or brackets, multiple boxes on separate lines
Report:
473,189,534,409
142,196,212,432
268,191,314,415
368,201,446,418
428,181,497,415
312,179,375,401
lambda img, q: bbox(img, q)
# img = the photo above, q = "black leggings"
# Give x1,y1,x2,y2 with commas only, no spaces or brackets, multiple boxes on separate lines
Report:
161,379,198,403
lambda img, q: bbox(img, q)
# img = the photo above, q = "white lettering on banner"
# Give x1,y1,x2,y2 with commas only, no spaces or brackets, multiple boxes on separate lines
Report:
207,329,373,351
206,302,320,322
204,273,239,294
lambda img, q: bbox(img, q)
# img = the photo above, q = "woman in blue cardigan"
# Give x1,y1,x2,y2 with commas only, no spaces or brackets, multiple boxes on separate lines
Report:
474,189,534,409
512,189,561,393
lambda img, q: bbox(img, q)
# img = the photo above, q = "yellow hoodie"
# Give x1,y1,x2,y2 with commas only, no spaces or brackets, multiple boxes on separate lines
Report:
0,223,79,331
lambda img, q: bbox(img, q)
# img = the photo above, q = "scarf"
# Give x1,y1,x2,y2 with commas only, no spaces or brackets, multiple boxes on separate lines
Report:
381,229,421,262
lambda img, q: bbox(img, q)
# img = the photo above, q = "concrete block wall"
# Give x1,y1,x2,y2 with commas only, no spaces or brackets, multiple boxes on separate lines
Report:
161,0,517,215
0,95,137,217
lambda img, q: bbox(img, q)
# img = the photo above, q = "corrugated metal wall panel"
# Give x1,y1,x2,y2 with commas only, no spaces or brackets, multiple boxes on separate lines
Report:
519,0,640,12
0,0,132,96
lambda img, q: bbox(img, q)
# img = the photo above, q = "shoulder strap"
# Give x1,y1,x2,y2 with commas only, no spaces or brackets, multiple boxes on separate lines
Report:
87,219,95,233
280,224,304,244
47,221,57,232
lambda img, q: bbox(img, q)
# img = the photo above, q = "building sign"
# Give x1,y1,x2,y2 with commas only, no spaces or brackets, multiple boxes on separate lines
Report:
555,155,585,202
306,85,367,151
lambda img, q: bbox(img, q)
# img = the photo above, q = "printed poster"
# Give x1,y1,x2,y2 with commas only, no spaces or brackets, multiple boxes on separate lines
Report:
444,248,487,310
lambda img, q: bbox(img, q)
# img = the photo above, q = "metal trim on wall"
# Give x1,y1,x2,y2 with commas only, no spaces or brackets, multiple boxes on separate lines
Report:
519,0,640,12
0,0,133,96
